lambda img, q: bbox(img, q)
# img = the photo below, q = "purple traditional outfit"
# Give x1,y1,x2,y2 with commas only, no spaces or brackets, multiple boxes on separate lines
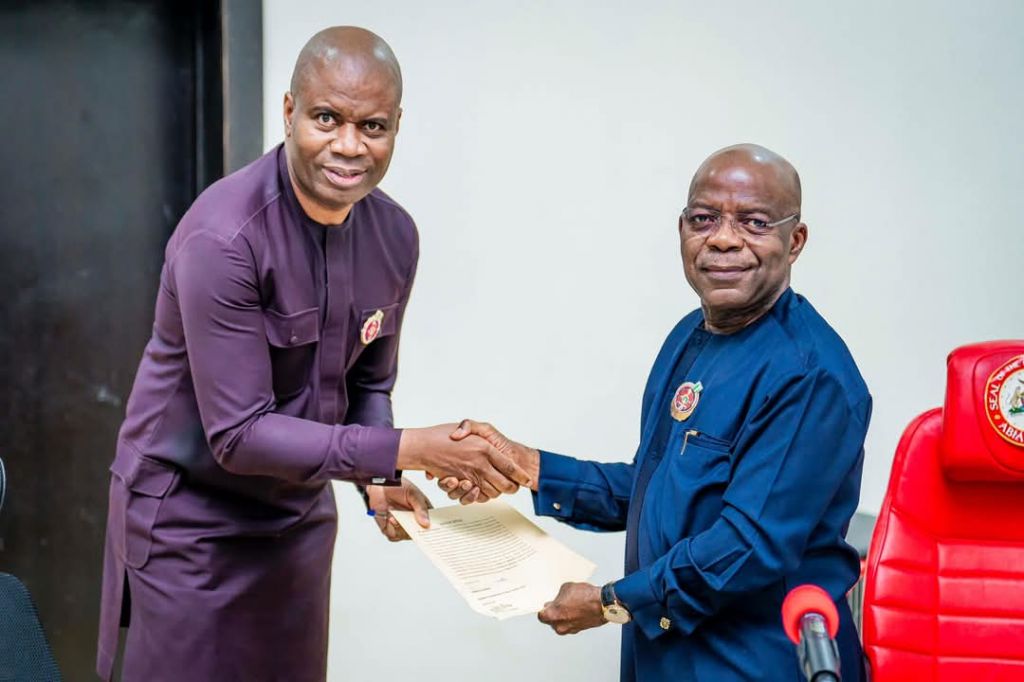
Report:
97,145,418,681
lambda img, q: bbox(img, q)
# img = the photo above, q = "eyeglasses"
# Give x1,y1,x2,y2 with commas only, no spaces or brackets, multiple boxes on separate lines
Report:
680,207,799,237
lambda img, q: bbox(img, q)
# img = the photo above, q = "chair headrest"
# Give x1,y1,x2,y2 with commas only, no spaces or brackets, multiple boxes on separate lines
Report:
942,341,1024,481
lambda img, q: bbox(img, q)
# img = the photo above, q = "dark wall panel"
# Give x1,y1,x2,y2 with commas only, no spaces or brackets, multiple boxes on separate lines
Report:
0,1,224,677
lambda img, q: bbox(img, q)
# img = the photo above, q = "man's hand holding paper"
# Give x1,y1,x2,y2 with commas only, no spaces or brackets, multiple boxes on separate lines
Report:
427,420,611,636
390,500,596,620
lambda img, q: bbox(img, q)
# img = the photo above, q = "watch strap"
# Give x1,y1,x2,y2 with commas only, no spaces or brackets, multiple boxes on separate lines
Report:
601,581,619,608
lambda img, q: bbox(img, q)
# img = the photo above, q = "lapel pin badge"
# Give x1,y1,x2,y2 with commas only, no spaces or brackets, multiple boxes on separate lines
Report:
360,309,384,345
670,381,703,421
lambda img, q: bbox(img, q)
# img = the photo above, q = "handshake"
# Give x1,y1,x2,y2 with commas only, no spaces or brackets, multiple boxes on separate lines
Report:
365,419,540,542
372,419,605,637
399,419,540,502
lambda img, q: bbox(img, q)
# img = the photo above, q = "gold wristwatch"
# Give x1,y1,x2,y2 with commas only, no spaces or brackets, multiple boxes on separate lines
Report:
600,581,632,624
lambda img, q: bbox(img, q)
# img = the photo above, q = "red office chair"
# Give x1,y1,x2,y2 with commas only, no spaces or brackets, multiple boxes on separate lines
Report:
862,341,1024,681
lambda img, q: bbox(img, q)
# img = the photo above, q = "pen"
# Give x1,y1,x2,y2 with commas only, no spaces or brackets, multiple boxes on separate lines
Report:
366,509,396,524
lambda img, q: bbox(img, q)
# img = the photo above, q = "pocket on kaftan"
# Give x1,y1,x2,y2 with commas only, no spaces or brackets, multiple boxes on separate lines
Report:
675,431,733,482
111,455,179,569
346,302,400,370
356,302,399,343
667,431,734,533
263,306,320,399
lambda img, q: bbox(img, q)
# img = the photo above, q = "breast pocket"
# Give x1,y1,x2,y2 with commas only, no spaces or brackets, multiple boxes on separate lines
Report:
678,431,733,473
263,306,320,399
348,302,400,368
667,431,734,533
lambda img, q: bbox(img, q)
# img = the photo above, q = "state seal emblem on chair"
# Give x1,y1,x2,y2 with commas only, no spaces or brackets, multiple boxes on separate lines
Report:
986,353,1024,446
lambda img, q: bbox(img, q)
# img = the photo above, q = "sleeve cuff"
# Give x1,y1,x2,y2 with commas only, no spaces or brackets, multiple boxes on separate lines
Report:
350,426,402,485
615,569,673,640
532,450,583,520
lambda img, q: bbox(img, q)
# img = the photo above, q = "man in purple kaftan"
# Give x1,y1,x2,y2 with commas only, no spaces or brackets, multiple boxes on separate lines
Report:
97,27,530,681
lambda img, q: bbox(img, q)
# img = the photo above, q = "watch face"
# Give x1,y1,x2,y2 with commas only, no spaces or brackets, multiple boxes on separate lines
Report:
603,604,631,625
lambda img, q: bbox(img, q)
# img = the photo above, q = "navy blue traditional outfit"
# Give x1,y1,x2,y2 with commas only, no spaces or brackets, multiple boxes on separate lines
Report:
535,289,870,681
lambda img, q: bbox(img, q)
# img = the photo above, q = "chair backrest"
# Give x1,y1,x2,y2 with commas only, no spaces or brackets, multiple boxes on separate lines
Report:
0,573,62,681
862,341,1024,681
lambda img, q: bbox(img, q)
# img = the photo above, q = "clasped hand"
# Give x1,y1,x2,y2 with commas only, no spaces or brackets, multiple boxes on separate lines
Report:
381,420,535,541
398,421,533,500
429,419,540,504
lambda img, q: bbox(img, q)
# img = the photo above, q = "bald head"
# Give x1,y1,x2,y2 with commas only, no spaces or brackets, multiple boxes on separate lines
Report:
680,143,808,334
282,26,405,225
689,144,801,215
290,26,403,105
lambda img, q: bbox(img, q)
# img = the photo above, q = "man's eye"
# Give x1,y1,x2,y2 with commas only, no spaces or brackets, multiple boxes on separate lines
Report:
690,214,717,226
363,121,384,133
742,218,770,231
317,113,333,125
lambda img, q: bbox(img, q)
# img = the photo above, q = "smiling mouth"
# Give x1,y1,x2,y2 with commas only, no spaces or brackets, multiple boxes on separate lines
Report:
323,166,366,188
702,266,751,280
703,265,750,272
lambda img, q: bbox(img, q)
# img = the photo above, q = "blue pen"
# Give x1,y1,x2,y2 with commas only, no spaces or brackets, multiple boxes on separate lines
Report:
366,509,394,523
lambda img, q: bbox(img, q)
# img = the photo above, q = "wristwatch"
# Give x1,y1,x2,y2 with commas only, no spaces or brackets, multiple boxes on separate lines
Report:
600,581,632,624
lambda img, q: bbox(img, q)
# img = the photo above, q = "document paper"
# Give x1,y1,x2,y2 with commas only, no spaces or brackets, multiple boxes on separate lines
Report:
391,500,596,619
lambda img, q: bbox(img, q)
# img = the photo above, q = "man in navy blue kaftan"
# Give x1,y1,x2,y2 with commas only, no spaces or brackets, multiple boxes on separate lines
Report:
443,144,870,681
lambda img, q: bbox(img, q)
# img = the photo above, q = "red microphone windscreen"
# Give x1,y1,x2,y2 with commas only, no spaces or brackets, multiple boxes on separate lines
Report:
781,584,840,644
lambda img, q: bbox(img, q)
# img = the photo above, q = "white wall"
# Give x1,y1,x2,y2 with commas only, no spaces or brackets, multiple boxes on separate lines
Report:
262,2,1024,679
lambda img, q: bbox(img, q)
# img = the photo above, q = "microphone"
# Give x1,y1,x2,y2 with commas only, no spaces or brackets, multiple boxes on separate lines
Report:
781,584,842,681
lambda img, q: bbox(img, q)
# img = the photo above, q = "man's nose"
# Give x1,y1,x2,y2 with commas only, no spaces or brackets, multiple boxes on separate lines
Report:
705,217,745,250
330,123,364,157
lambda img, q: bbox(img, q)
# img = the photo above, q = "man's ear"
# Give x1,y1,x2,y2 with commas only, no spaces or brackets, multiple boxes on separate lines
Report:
394,107,402,136
283,92,295,137
788,222,808,264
